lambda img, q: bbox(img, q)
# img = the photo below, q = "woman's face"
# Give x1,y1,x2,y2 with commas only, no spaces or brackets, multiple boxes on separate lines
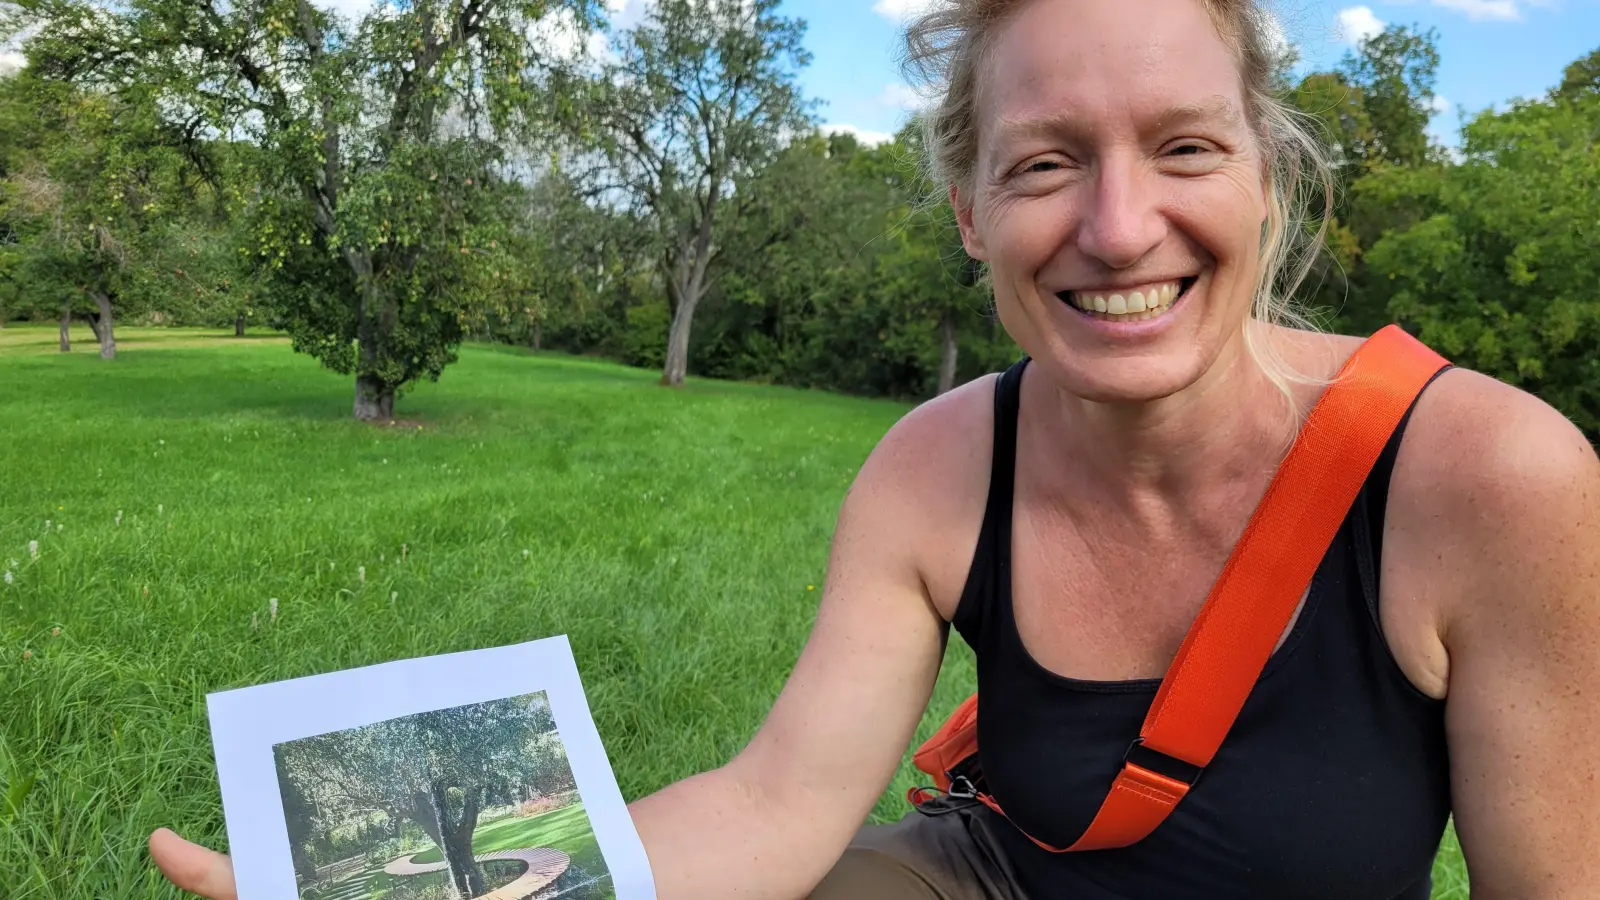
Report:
954,0,1269,404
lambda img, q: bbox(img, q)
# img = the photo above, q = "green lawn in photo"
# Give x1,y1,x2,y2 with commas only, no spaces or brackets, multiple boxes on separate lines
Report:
405,804,603,875
0,325,1467,898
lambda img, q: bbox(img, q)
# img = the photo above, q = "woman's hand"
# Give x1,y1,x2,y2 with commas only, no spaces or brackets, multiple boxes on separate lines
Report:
148,828,237,900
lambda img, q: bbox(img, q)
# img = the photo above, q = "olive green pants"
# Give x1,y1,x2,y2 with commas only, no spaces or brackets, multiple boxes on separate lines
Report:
808,797,1029,900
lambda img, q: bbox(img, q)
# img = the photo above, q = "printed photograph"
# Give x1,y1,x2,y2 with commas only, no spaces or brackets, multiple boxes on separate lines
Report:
272,692,614,900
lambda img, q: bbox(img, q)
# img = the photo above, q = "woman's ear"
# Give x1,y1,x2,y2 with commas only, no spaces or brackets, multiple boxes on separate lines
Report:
950,183,989,261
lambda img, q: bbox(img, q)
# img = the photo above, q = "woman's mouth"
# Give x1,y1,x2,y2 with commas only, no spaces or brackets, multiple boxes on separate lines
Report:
1057,277,1197,323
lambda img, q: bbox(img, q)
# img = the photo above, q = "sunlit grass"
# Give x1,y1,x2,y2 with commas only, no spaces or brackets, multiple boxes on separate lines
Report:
404,804,603,876
0,325,1467,898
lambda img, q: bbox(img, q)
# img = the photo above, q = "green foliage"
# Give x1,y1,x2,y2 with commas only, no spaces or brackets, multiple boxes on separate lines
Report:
1360,90,1600,436
1336,25,1442,169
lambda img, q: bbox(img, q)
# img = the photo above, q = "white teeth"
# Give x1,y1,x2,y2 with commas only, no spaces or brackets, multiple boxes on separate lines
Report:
1065,280,1184,323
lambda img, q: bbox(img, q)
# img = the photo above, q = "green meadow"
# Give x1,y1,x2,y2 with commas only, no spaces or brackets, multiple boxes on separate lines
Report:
0,326,1465,898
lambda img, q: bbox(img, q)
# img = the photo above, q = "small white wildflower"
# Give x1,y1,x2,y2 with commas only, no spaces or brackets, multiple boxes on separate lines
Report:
382,458,388,465
157,504,164,515
329,561,336,570
380,552,385,562
390,591,398,603
28,541,39,560
55,524,62,532
522,549,530,560
45,520,51,531
252,612,258,630
115,510,123,526
7,559,16,568
158,439,165,446
402,544,408,560
4,571,12,585
269,598,279,621
358,565,366,583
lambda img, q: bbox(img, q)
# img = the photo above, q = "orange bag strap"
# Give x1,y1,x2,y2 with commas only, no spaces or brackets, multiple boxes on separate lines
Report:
1061,324,1451,851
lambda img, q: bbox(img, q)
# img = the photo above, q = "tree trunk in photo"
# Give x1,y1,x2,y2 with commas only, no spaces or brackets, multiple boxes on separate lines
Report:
353,374,395,421
91,291,116,359
235,312,246,337
59,302,71,352
937,311,959,396
531,320,541,352
426,783,485,899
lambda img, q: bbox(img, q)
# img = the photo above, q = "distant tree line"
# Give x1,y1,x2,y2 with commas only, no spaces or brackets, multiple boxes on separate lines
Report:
0,0,1596,433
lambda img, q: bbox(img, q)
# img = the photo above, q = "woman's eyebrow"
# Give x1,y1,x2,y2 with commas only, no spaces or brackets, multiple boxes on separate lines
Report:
1156,95,1244,130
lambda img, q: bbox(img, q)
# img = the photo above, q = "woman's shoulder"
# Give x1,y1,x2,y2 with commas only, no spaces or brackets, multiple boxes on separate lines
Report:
1381,349,1597,682
846,372,1005,619
1392,359,1592,517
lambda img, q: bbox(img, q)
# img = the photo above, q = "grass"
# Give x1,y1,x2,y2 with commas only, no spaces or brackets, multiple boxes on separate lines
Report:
0,324,1467,899
404,804,605,877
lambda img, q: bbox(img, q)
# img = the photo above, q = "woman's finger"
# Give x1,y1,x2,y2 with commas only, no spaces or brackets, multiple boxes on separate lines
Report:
148,827,239,900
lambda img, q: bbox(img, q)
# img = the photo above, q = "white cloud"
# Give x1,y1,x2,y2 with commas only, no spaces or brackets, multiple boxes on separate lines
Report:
529,6,611,64
312,0,378,24
1261,10,1291,62
879,81,927,110
1431,0,1521,19
822,123,893,146
0,51,23,76
1336,6,1385,44
872,0,937,23
1430,94,1451,114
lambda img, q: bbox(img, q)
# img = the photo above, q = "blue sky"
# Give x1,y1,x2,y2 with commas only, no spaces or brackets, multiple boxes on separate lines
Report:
781,0,1600,148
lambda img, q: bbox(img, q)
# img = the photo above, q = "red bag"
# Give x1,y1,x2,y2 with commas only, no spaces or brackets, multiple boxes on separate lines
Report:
908,325,1450,853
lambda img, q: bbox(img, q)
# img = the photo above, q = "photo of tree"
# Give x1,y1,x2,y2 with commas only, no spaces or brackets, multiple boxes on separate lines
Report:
272,692,613,900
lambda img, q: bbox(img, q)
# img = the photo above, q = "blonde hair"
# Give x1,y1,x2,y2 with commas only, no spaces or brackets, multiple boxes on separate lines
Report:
902,0,1337,412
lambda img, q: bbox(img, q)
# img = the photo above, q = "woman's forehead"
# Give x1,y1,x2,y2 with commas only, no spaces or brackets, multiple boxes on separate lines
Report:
977,0,1246,132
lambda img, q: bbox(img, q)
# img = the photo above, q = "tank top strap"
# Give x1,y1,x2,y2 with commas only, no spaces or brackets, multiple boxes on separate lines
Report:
1353,364,1451,631
951,357,1029,644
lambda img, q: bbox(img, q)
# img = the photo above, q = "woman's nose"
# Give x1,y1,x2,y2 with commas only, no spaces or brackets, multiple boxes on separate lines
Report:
1075,157,1167,270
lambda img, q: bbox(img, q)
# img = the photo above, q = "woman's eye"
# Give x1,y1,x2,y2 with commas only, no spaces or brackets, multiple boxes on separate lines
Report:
1168,144,1205,157
1024,159,1062,173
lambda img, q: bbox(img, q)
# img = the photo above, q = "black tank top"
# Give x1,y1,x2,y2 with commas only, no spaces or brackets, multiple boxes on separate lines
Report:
950,359,1453,900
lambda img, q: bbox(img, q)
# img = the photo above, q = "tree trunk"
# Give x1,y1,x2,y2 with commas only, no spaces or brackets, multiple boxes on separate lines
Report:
92,291,116,359
353,374,395,421
661,289,697,387
427,783,485,899
937,311,959,396
235,312,246,337
531,320,541,352
59,302,71,352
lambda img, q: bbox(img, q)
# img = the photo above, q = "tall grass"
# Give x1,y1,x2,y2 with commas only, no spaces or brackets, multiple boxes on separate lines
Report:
0,326,1465,898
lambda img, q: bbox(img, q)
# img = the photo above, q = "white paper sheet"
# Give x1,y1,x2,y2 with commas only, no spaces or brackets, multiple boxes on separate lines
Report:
206,634,656,900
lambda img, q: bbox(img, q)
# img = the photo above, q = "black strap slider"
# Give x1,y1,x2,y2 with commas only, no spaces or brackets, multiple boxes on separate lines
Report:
1122,738,1204,788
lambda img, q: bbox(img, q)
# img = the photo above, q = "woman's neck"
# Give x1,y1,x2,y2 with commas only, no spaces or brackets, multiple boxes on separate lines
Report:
1035,327,1318,506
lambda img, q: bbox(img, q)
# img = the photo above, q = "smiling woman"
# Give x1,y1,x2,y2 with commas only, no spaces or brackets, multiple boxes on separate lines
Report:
148,0,1600,898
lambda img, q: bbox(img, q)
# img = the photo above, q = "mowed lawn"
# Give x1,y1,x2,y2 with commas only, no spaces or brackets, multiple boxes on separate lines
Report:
0,325,1466,899
406,804,604,876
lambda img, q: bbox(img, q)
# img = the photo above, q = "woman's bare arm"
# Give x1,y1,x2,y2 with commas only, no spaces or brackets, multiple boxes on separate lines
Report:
1394,372,1600,898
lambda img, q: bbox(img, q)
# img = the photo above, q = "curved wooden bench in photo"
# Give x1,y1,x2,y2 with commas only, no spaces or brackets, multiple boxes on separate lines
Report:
383,846,571,899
